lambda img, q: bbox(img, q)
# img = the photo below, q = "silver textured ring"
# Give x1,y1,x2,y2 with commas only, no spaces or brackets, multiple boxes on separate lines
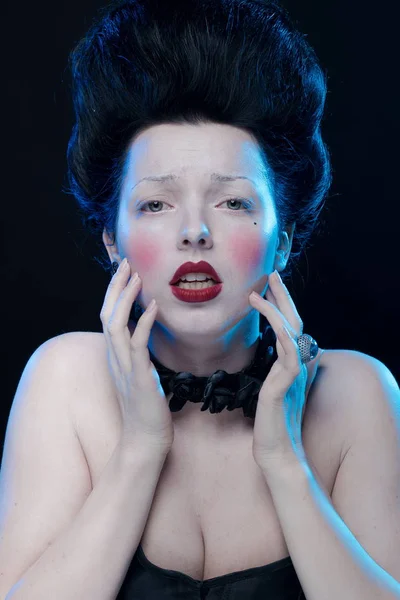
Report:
296,333,319,364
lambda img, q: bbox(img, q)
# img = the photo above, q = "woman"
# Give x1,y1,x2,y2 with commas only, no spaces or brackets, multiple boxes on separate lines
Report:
1,1,399,599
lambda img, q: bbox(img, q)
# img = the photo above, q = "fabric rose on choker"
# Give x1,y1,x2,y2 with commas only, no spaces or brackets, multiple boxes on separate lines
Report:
148,324,277,419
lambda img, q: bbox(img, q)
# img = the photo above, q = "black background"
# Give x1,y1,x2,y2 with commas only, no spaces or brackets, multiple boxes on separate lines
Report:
1,0,399,459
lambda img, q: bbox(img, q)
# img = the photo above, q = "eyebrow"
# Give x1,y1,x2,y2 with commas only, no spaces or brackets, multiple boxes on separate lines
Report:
131,172,256,191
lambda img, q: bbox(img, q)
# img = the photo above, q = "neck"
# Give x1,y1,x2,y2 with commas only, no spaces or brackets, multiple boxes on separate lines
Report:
127,313,274,432
146,314,262,377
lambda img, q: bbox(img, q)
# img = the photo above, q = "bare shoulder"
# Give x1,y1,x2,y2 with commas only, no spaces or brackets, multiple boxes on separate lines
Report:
305,348,399,460
20,331,106,407
46,331,116,431
44,330,104,359
315,348,398,412
46,331,106,384
56,329,112,377
53,330,109,375
58,331,123,451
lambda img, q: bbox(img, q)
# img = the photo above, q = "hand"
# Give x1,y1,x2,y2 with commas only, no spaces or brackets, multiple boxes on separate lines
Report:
249,270,321,473
100,259,174,455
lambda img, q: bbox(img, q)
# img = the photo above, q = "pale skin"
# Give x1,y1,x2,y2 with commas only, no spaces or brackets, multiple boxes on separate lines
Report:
103,121,295,427
102,122,400,595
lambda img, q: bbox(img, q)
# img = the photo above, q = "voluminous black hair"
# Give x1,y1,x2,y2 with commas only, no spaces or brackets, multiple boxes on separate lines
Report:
66,0,332,281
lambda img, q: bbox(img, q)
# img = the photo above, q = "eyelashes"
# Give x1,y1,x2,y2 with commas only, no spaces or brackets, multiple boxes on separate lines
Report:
221,198,254,212
138,197,253,213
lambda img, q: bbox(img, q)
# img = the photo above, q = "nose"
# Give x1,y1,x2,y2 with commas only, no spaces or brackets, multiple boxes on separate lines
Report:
177,222,213,250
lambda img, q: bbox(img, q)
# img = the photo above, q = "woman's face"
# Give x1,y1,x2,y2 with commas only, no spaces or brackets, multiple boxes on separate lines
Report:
104,122,291,338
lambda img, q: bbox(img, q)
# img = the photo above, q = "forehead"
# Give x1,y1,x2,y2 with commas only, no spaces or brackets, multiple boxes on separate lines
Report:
123,122,272,187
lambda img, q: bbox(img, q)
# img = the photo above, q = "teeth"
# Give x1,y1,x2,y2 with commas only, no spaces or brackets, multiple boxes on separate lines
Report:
177,281,216,289
178,273,216,283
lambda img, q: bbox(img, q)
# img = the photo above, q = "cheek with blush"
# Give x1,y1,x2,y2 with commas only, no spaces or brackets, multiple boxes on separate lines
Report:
227,232,264,276
128,234,161,276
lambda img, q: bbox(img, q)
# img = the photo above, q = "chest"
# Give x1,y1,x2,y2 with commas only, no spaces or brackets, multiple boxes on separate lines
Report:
74,351,343,582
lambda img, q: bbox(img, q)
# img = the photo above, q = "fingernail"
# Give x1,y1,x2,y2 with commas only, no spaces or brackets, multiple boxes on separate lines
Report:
148,299,156,311
251,291,262,300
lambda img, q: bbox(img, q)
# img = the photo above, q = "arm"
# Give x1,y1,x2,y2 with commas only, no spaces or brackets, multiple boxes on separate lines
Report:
264,460,400,600
7,442,168,600
261,351,400,600
0,333,169,600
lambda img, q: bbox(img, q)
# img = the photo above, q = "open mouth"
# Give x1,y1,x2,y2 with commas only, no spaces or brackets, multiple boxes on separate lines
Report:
173,278,217,289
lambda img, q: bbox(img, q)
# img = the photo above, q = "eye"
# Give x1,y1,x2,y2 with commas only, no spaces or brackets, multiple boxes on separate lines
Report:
139,200,168,213
221,197,253,211
138,197,253,213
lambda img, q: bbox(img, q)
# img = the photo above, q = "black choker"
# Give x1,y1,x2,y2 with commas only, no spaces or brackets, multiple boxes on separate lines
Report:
148,323,278,419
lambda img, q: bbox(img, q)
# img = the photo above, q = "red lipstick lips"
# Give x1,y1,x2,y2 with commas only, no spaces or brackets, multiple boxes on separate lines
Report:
169,260,223,303
169,261,222,285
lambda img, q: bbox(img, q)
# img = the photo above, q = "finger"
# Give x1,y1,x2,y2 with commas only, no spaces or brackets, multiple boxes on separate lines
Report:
263,288,285,356
100,260,129,375
100,260,140,373
100,259,129,323
265,286,278,307
130,298,159,382
251,293,293,338
277,325,300,372
269,272,302,332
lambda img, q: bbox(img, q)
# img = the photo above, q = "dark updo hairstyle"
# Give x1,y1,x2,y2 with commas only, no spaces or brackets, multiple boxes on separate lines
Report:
66,0,332,282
